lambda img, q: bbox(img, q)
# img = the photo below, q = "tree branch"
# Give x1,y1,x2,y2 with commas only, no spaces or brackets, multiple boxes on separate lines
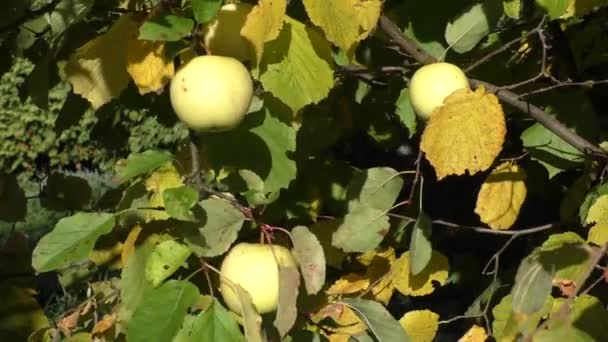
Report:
377,15,608,160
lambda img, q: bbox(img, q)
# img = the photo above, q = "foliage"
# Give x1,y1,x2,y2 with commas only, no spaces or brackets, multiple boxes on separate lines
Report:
1,0,608,341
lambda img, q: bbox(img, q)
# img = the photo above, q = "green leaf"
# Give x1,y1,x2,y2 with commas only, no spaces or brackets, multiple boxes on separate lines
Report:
115,150,173,184
465,279,501,316
534,324,595,342
492,294,553,341
346,167,404,212
201,109,296,194
163,186,199,221
579,181,608,224
533,232,592,283
49,0,94,40
118,238,156,325
395,88,417,138
0,173,26,222
127,280,199,342
332,205,390,253
32,212,115,272
291,226,326,295
184,198,245,257
139,14,195,42
503,0,522,18
445,0,502,53
511,256,553,314
188,299,245,341
549,294,608,341
274,265,300,338
259,16,335,113
192,0,222,24
535,0,569,18
340,298,412,342
145,240,192,287
409,210,433,275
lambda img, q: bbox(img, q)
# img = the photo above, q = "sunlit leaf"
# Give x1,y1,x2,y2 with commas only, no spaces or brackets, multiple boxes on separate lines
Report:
274,265,300,338
332,205,390,253
127,39,174,94
535,0,570,18
395,88,418,138
192,0,222,24
340,298,411,342
118,237,156,326
420,87,506,180
532,232,592,286
511,255,553,314
393,250,449,296
114,150,173,184
458,325,488,342
32,212,115,272
139,14,194,41
548,294,608,341
475,161,527,230
584,194,608,246
145,240,192,287
357,247,396,304
291,226,326,295
65,14,139,109
259,16,335,113
162,186,199,222
492,294,553,341
445,1,501,53
503,0,522,19
127,280,199,342
346,167,404,212
302,0,382,53
240,0,287,65
188,299,245,341
145,162,184,221
233,284,264,342
398,309,439,342
327,273,370,296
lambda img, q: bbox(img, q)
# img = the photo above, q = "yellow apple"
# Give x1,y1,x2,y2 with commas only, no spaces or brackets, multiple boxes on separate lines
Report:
169,55,253,132
219,243,298,315
409,62,470,120
202,3,254,62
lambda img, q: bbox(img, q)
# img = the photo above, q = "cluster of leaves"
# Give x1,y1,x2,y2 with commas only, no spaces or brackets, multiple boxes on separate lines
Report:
1,0,608,341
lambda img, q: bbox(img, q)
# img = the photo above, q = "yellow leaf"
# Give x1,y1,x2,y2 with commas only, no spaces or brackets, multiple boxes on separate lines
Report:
127,39,174,94
65,14,140,109
318,304,366,341
326,273,369,296
458,325,488,342
392,250,449,296
357,246,396,266
359,247,396,304
89,241,123,269
302,0,382,53
585,195,608,246
144,162,184,221
420,87,507,180
240,0,287,65
475,161,527,230
399,310,439,342
121,225,142,265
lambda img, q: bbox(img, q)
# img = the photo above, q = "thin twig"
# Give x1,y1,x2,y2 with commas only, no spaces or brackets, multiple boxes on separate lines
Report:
520,79,608,97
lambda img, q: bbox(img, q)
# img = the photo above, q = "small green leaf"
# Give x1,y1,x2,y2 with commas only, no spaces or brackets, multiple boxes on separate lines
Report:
444,0,501,53
188,299,245,341
291,226,326,294
32,213,115,272
259,16,335,113
163,186,199,221
346,167,404,212
274,265,300,338
115,150,173,184
511,256,553,314
332,205,390,253
409,210,433,275
184,198,245,257
535,0,569,18
395,88,417,138
340,298,411,342
139,14,194,42
145,240,192,287
127,280,199,342
192,0,222,24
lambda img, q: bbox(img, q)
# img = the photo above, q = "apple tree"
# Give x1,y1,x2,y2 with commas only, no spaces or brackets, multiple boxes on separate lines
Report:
1,0,608,341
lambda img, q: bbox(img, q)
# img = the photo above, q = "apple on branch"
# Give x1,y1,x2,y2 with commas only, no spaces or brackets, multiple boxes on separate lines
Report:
219,243,298,315
169,55,253,132
409,62,470,120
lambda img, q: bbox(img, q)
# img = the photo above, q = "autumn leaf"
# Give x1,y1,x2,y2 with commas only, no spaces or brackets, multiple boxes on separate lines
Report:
126,39,174,95
302,0,382,54
392,250,449,296
420,87,507,180
475,161,527,230
326,273,369,296
458,325,488,342
65,14,140,109
585,194,608,246
399,310,439,342
121,225,143,265
240,0,287,65
144,162,184,221
358,247,396,304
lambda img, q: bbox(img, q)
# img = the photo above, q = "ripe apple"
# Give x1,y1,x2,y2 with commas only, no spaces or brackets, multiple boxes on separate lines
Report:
169,55,253,132
409,62,470,120
202,3,253,62
219,243,298,315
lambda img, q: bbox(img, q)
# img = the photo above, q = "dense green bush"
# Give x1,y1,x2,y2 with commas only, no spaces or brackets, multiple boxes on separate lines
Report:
0,58,189,175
